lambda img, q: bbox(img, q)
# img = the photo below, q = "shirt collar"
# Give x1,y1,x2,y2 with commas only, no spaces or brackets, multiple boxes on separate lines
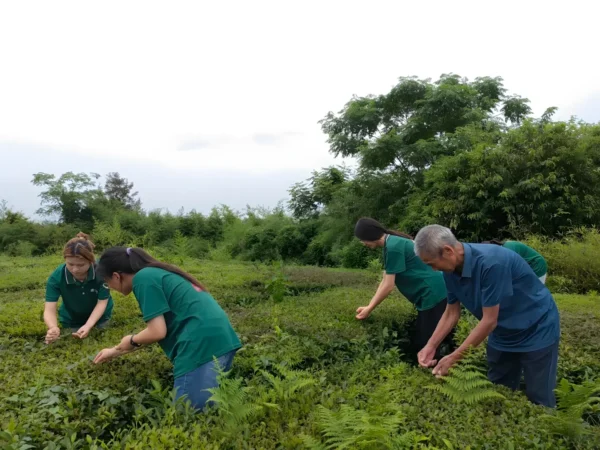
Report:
65,264,95,285
458,243,473,278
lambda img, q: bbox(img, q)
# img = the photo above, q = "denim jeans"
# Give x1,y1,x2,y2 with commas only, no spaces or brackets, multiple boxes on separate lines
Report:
173,349,237,411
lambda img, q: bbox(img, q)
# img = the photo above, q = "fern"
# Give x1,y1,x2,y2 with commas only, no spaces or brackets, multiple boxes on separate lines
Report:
541,378,600,439
428,362,505,405
303,404,412,449
206,365,271,441
261,365,317,404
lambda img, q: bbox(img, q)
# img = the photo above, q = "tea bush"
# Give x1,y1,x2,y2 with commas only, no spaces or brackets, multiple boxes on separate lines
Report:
525,229,600,293
0,255,599,449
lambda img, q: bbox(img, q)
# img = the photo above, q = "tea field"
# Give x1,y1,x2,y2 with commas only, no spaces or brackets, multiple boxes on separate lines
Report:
1,255,599,449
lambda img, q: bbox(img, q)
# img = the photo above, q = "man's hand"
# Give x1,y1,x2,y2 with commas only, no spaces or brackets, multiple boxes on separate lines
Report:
418,344,438,368
45,326,61,344
355,306,373,320
432,352,460,378
72,324,92,339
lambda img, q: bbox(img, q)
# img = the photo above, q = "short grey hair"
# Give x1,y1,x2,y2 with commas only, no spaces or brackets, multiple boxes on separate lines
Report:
414,225,459,258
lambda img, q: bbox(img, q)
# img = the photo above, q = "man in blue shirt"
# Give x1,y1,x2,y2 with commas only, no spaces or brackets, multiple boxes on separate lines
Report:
412,224,561,408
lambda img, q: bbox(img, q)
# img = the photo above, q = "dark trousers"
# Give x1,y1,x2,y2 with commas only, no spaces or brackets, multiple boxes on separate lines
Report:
414,298,455,360
486,340,559,408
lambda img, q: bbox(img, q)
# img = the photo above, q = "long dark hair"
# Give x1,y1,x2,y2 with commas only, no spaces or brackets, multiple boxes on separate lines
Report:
482,239,504,246
354,217,413,241
97,247,207,291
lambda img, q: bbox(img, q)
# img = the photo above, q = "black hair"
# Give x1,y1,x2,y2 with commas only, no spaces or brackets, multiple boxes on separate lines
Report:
354,217,413,241
97,247,206,291
482,239,504,246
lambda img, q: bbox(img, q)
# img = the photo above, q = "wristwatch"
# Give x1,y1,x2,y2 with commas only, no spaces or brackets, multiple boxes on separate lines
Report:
130,335,142,348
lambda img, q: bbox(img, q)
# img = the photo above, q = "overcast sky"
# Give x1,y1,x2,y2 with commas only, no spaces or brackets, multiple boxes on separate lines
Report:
1,0,599,219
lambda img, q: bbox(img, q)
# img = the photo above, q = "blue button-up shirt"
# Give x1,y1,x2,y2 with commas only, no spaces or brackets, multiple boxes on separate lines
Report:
444,243,560,352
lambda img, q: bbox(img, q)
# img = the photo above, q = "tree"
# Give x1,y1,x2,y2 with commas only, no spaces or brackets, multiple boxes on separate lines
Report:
319,74,529,176
32,172,103,225
402,119,600,240
104,172,141,210
288,166,350,219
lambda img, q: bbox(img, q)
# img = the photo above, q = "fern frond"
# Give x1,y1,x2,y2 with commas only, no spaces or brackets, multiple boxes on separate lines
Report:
312,405,405,449
427,360,505,405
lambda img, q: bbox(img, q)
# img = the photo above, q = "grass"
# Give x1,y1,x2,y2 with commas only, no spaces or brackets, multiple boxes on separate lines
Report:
0,255,599,449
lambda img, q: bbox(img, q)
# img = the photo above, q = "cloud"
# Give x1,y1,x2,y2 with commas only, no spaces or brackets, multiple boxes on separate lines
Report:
178,131,304,151
177,140,212,151
252,131,302,146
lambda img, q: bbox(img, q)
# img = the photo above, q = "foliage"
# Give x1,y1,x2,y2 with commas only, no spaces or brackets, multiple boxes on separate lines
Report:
302,404,417,449
103,172,141,211
1,255,599,449
541,378,600,442
31,172,103,227
427,361,506,405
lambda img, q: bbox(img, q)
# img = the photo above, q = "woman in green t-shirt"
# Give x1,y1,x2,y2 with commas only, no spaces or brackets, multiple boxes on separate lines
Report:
44,233,113,344
483,240,548,284
354,218,454,359
93,247,241,411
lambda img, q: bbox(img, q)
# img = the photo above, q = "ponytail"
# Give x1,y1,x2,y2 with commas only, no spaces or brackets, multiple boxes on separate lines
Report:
482,239,504,246
354,217,412,241
97,247,206,291
385,229,414,240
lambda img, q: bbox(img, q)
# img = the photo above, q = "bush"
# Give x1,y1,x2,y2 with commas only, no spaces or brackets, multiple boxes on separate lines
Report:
1,256,600,448
526,229,600,293
6,241,36,257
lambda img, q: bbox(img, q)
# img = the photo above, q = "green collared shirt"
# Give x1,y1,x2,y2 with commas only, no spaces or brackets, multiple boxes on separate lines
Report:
384,235,447,311
45,264,113,328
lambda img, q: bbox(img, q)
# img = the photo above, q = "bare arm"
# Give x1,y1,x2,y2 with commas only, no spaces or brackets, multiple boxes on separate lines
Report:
427,302,462,348
94,315,168,364
367,272,396,310
453,305,498,356
432,305,499,376
84,299,108,328
44,302,59,329
356,272,396,319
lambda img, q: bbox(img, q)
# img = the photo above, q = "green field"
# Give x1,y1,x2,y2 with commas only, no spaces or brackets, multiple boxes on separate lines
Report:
1,255,599,449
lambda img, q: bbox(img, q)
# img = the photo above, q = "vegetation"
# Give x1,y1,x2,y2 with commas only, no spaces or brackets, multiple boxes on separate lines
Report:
3,75,600,272
1,73,600,446
0,255,599,449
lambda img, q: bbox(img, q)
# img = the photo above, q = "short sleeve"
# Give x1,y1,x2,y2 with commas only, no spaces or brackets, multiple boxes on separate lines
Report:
447,291,459,305
481,263,513,307
385,242,407,275
133,273,171,322
97,282,110,301
45,272,61,302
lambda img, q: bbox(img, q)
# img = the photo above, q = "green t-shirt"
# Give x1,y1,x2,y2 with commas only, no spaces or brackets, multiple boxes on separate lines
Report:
132,267,242,378
45,264,113,328
384,235,447,311
503,241,548,277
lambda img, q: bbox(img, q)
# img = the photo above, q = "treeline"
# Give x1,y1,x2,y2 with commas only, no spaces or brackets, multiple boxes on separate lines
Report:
2,74,600,270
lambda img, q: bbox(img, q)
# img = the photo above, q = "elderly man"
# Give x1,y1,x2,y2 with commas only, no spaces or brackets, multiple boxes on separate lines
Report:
413,225,560,408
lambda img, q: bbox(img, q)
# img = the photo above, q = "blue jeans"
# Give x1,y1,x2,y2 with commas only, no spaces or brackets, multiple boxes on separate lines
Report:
486,340,559,408
173,349,237,411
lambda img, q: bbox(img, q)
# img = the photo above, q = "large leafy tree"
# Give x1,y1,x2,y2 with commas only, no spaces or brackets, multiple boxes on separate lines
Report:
32,172,103,225
403,118,600,240
104,172,141,210
320,74,531,177
288,166,350,219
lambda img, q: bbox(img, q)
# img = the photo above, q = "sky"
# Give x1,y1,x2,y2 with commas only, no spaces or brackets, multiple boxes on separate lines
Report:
1,0,599,219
